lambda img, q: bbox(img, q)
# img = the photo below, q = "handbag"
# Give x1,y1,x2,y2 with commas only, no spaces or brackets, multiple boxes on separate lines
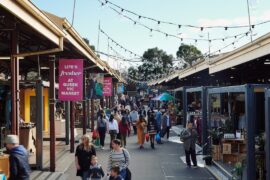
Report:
92,130,98,140
122,149,131,180
145,133,150,142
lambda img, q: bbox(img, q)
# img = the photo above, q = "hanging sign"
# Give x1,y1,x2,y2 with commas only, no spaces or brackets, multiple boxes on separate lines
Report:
59,59,83,101
117,83,124,94
103,77,112,97
88,73,104,99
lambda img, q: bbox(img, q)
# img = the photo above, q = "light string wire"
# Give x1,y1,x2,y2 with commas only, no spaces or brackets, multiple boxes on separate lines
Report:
99,0,270,30
98,1,252,43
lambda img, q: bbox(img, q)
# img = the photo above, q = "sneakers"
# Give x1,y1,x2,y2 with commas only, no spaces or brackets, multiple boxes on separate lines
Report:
101,146,104,150
192,165,198,169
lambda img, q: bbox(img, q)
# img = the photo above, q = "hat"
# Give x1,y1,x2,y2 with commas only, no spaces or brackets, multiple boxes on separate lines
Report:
5,135,19,144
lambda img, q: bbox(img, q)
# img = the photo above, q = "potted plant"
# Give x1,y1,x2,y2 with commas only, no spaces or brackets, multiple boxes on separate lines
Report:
202,146,213,165
232,162,244,180
208,128,223,145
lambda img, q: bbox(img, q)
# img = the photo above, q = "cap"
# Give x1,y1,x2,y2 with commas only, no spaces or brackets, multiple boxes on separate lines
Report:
5,135,19,144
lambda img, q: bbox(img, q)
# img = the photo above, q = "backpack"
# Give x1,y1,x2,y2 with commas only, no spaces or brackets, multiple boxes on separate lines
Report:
180,130,186,142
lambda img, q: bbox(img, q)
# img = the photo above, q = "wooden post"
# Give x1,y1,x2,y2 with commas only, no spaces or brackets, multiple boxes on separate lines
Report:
65,102,70,145
83,72,87,135
91,99,94,132
49,56,56,172
11,30,19,135
87,99,90,128
70,101,75,153
36,80,43,170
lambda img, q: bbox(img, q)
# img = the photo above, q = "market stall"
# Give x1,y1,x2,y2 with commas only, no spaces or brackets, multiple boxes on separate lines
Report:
171,86,190,125
265,89,270,180
207,84,268,180
185,87,209,149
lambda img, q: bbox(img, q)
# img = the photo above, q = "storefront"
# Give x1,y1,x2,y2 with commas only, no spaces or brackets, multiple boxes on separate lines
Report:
185,87,209,149
207,84,268,180
265,89,270,180
171,86,190,125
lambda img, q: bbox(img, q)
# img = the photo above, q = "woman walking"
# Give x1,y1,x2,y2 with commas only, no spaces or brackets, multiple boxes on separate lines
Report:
75,135,96,180
119,116,130,148
136,115,147,149
107,139,130,179
97,110,108,150
108,114,119,149
147,114,158,149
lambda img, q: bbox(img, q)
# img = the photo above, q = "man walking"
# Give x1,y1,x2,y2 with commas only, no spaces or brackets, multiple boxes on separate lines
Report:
130,108,139,135
161,110,172,139
155,108,162,133
5,134,31,180
180,121,198,168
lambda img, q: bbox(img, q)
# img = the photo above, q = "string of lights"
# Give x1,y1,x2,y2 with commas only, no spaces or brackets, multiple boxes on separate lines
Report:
99,0,270,30
95,50,143,62
99,3,252,43
100,28,143,58
100,28,250,65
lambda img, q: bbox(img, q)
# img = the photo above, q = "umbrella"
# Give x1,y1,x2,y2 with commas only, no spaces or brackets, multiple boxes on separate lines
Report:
152,92,174,101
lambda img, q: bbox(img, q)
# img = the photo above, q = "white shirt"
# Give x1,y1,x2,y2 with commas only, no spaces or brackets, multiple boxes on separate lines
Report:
107,119,119,133
166,115,170,127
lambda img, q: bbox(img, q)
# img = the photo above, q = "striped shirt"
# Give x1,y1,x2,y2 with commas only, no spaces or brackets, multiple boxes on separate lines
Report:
107,149,130,172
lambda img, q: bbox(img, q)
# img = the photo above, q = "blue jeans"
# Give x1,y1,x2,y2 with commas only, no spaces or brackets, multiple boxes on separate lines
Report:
120,169,126,180
81,170,89,180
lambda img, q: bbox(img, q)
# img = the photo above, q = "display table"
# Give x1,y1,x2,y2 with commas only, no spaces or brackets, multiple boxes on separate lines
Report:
222,139,246,164
0,155,9,179
19,127,36,153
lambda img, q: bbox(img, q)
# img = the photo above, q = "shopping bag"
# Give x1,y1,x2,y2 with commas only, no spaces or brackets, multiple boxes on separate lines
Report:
92,130,98,140
95,137,100,146
145,133,150,142
155,133,161,143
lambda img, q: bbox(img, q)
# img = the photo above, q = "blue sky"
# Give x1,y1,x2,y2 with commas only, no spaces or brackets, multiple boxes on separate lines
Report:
32,0,270,70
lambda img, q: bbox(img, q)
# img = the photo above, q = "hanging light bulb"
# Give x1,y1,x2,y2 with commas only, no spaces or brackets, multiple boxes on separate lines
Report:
149,29,153,37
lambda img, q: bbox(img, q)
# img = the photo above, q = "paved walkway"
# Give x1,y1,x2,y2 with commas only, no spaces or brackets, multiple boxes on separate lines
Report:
29,126,218,180
64,127,215,180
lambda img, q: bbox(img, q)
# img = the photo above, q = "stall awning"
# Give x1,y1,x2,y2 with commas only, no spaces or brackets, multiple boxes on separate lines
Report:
0,0,64,46
43,12,105,71
209,32,270,74
178,60,208,79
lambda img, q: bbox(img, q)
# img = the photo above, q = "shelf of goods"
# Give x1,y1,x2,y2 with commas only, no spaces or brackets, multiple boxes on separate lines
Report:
221,139,246,164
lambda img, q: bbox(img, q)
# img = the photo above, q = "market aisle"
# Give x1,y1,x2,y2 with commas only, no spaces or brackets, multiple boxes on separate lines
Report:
64,129,215,180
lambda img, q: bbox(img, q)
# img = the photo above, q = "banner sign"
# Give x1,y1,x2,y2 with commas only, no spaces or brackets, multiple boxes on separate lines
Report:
103,77,112,97
88,73,104,99
59,59,83,101
117,83,124,94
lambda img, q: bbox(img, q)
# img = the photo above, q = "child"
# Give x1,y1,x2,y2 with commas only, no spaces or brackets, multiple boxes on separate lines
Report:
109,166,122,180
89,156,105,180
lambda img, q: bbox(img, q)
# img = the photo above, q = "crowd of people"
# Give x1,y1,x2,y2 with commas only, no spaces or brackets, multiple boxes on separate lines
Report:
74,94,200,180
2,94,199,180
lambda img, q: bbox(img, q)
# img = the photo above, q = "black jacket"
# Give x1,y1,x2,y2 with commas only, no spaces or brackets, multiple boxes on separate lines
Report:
147,120,158,134
89,164,105,179
9,145,31,180
75,145,96,177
